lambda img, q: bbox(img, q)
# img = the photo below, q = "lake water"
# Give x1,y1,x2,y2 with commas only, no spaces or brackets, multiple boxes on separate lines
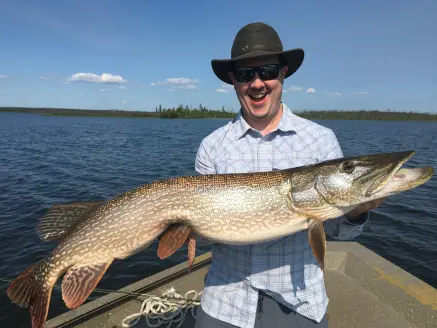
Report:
0,112,436,327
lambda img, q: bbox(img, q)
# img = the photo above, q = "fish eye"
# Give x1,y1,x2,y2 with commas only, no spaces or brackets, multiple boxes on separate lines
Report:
342,161,355,173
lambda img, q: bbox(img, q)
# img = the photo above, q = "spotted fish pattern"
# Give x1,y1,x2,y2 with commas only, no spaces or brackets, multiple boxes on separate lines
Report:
6,150,434,328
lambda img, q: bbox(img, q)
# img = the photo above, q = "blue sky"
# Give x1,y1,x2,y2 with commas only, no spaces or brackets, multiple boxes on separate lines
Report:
0,0,436,112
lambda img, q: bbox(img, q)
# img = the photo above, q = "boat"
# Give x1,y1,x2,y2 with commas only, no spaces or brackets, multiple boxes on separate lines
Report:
44,241,437,328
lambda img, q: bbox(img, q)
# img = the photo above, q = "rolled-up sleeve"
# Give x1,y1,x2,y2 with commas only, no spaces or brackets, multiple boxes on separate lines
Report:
195,139,217,175
319,129,370,240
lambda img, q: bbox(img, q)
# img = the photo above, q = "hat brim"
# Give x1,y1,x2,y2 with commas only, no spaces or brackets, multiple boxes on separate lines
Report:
211,48,304,85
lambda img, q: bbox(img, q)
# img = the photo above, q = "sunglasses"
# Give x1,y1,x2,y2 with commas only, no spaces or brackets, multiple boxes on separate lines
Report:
232,64,283,83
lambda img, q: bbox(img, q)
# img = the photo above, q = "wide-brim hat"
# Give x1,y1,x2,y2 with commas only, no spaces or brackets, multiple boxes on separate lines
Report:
211,22,304,85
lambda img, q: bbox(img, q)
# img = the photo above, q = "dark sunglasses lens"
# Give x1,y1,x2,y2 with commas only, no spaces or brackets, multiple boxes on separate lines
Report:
233,65,280,82
260,65,280,80
234,67,254,82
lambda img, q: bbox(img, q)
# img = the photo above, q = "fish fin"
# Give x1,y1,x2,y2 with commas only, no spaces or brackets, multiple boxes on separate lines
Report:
187,233,196,272
36,201,104,242
7,262,55,328
61,261,112,309
157,224,191,260
308,218,326,271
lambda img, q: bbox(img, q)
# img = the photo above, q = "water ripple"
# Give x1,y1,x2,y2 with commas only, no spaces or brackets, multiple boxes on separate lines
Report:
1,113,436,327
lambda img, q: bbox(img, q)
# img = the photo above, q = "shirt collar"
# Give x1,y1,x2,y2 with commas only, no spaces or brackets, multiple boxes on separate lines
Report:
233,102,298,140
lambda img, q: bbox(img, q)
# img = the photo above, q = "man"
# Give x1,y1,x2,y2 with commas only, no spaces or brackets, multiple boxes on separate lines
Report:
193,22,384,328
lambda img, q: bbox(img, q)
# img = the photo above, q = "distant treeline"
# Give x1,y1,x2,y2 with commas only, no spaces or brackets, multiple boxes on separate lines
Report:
155,104,235,118
298,109,437,121
1,106,436,121
0,105,235,119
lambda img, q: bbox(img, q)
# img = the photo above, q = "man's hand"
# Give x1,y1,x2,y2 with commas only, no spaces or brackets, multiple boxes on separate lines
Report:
345,197,387,222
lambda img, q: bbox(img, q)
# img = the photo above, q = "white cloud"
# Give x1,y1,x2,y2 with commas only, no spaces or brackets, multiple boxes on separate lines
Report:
284,85,304,92
0,74,9,79
68,72,127,84
153,77,199,85
122,100,127,104
306,88,316,94
40,73,51,80
165,77,198,84
118,85,127,89
169,84,198,91
325,92,342,96
181,84,197,89
152,77,199,91
352,91,369,95
99,88,106,92
216,83,233,93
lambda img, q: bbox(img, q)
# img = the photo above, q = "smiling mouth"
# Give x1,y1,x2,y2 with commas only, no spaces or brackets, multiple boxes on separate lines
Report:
249,93,267,102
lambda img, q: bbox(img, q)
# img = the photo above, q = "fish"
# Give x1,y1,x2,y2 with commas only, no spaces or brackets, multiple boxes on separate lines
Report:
6,150,434,328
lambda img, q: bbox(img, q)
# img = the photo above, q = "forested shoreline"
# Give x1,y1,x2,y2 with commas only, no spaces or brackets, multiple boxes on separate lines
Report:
1,106,436,121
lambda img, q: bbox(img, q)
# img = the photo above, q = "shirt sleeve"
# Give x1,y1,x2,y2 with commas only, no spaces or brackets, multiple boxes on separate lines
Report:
319,129,370,240
195,139,217,175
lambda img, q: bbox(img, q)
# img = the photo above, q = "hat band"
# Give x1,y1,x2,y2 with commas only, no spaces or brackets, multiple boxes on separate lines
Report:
232,44,283,58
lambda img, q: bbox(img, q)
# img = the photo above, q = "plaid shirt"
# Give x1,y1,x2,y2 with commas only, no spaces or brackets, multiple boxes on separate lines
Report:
194,103,369,328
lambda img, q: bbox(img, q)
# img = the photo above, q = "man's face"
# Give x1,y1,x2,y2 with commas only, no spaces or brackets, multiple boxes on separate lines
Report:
228,56,288,121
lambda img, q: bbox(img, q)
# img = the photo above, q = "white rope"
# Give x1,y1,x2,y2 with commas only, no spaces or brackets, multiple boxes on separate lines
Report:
121,287,203,328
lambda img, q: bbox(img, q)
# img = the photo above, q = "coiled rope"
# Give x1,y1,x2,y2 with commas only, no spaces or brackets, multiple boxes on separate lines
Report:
121,287,203,328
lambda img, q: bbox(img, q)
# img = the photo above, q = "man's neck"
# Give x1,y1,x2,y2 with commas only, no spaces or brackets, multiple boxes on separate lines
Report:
243,104,284,136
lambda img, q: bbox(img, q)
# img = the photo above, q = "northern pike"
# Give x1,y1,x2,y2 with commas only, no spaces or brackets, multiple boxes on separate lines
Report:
7,150,434,328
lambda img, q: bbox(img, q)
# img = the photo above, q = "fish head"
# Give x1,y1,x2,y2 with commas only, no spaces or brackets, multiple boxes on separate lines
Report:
289,150,434,217
311,150,433,208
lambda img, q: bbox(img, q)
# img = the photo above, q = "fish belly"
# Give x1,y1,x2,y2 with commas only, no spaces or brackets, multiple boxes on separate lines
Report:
187,184,308,245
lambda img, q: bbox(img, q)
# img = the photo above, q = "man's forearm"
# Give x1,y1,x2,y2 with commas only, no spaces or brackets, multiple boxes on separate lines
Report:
324,212,369,240
344,211,370,225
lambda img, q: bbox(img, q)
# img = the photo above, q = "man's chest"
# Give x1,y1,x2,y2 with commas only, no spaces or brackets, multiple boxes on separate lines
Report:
214,134,322,174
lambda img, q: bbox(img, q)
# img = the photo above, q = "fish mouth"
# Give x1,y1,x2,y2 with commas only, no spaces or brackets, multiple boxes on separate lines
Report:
373,166,434,196
366,151,434,197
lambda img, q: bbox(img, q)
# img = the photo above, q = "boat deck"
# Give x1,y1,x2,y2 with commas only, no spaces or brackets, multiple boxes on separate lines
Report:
45,242,437,328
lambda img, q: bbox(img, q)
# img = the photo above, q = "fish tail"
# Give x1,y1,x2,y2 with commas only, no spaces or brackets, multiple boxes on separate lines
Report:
7,261,55,328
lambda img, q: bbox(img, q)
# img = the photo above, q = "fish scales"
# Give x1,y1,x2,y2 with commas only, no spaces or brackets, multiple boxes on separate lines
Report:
158,170,299,241
26,171,298,289
6,150,434,328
